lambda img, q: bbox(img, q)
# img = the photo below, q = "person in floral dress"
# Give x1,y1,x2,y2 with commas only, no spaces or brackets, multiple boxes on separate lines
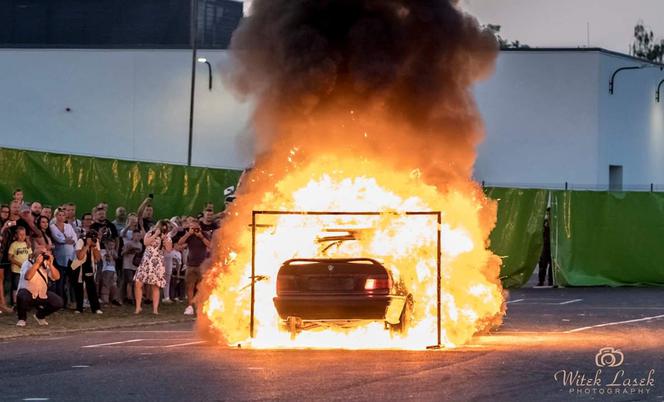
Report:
134,220,172,314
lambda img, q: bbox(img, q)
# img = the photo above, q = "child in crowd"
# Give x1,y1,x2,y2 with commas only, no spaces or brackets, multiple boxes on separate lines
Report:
121,231,143,303
8,227,32,304
99,239,120,306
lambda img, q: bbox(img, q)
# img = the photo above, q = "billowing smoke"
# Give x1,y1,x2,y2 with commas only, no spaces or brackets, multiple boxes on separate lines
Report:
198,0,504,347
226,0,497,182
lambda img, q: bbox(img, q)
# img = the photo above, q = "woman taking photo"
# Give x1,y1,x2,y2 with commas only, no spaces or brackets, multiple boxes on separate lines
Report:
134,220,172,315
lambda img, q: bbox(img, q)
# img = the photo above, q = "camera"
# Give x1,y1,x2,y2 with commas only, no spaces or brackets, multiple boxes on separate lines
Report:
41,253,51,261
193,228,201,233
84,230,98,241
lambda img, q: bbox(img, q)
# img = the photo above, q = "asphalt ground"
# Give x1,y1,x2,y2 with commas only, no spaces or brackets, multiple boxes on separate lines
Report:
1,287,663,402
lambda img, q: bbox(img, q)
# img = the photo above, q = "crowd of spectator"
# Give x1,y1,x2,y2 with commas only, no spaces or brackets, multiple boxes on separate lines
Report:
0,188,221,327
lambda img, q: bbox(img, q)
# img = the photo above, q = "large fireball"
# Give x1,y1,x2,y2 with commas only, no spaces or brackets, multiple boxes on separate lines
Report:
198,0,505,349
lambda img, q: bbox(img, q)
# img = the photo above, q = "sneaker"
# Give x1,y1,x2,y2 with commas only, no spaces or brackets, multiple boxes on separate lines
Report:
16,320,26,327
74,310,81,314
95,310,104,315
184,305,195,316
162,298,173,304
33,314,48,326
111,300,122,306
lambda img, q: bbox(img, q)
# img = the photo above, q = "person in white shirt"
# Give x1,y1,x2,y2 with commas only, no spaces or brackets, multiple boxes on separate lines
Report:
15,246,63,327
49,208,78,305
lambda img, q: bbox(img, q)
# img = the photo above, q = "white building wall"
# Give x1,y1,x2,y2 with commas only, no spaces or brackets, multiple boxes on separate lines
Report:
473,51,601,189
598,54,664,189
0,49,252,169
1,48,663,189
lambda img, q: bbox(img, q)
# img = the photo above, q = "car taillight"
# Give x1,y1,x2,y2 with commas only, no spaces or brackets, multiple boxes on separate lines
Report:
364,277,391,290
277,275,296,292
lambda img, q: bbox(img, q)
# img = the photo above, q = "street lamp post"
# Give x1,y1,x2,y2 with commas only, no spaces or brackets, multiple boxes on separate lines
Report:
187,0,199,167
198,57,213,90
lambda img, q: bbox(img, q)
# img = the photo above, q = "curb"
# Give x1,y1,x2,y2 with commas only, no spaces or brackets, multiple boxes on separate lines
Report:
0,316,196,341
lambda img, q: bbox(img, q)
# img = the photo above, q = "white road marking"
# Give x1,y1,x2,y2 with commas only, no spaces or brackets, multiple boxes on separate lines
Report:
164,341,206,348
506,298,524,304
71,365,89,368
558,299,582,305
23,399,49,401
565,314,664,333
82,339,144,348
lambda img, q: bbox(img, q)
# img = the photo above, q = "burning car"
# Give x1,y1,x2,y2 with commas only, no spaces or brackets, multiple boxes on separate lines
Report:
273,257,413,339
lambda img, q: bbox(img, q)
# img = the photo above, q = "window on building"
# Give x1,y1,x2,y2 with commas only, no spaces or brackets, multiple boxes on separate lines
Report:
0,0,242,48
609,165,623,191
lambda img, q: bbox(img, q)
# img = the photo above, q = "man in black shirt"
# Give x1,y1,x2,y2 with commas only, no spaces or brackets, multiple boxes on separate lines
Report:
90,206,118,250
199,208,219,235
177,220,211,316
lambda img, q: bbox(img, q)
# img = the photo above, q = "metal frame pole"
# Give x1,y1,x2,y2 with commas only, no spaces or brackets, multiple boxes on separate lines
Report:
436,211,442,347
250,211,256,338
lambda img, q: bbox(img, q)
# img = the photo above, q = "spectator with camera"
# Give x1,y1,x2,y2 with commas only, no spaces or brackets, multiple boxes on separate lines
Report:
177,219,211,316
15,246,63,327
134,220,172,315
71,229,103,314
199,207,219,236
50,208,78,305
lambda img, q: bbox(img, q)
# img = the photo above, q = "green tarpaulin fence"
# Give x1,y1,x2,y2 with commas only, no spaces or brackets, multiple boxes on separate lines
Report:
484,188,548,288
3,147,664,287
0,147,242,219
551,191,664,287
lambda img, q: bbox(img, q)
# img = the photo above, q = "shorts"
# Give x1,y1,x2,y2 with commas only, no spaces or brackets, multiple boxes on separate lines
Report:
185,265,203,288
123,269,136,282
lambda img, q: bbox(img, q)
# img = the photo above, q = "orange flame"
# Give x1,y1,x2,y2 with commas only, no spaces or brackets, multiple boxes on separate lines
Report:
198,0,504,350
199,154,504,349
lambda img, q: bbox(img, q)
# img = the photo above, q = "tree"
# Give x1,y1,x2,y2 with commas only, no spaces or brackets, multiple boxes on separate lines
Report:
485,24,529,49
630,21,664,63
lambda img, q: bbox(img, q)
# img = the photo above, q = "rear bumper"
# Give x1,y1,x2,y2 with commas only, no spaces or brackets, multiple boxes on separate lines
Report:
273,295,405,321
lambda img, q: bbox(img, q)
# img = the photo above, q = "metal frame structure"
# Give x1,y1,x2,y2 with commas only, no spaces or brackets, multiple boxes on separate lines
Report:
250,210,443,348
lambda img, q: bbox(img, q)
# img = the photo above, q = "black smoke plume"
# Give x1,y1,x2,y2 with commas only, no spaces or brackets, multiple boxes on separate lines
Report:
225,0,498,184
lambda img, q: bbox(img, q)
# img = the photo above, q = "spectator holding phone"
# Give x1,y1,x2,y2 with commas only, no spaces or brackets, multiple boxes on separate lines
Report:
134,220,172,315
177,220,211,316
15,246,63,327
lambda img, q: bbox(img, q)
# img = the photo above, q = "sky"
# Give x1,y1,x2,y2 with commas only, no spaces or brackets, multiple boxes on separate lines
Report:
461,0,664,54
241,0,664,55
